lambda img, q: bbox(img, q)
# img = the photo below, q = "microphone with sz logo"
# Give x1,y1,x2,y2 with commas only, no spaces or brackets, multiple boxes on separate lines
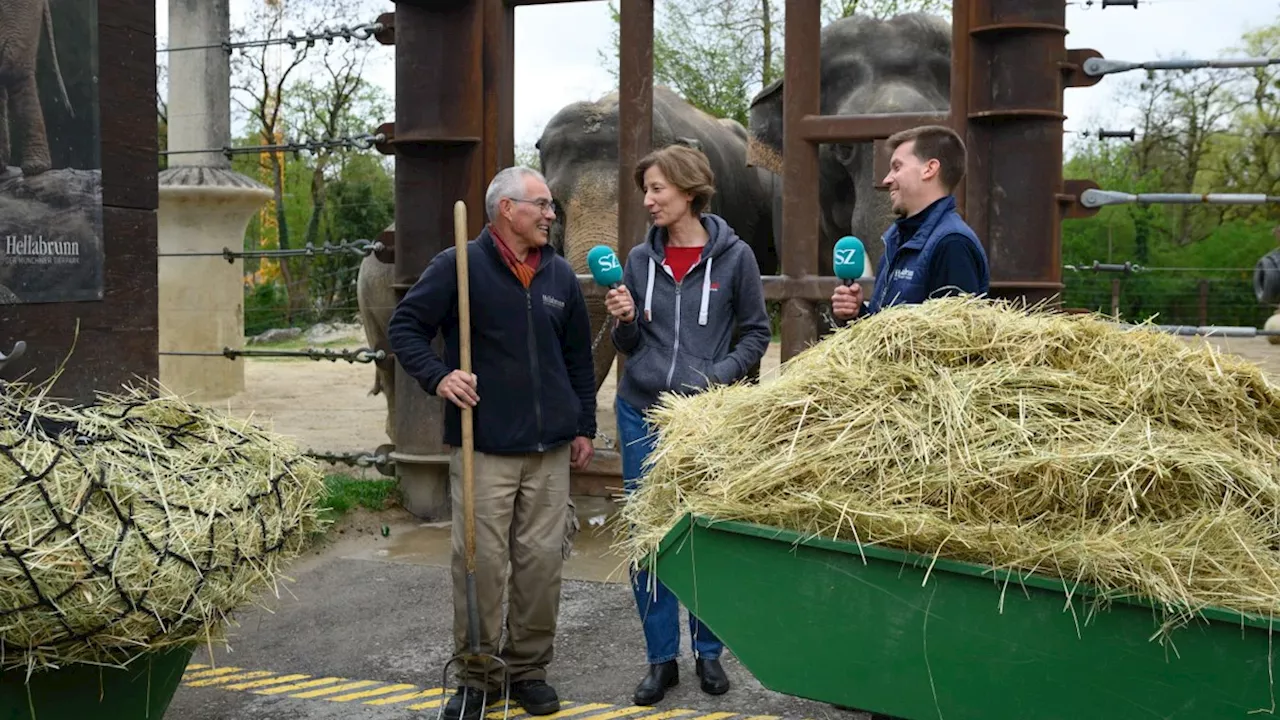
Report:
587,245,624,289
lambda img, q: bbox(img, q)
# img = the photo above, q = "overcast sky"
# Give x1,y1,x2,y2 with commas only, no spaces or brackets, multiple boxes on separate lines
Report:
157,0,1278,151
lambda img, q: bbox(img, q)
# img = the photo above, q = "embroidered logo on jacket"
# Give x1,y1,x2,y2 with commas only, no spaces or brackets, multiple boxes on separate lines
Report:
542,294,566,310
891,269,915,281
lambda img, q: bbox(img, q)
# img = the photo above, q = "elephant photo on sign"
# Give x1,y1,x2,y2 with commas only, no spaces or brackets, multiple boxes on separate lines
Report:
0,0,104,305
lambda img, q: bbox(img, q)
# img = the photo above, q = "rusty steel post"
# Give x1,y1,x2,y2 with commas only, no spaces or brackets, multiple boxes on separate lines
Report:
615,0,653,383
962,0,1069,307
484,0,515,176
617,0,653,266
778,0,822,363
950,0,972,214
389,0,486,521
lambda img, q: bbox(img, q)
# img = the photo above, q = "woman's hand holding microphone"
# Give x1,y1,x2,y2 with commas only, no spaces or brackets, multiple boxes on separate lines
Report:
605,286,636,324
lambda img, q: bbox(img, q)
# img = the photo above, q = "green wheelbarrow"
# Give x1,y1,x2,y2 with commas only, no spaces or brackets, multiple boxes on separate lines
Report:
650,513,1279,720
0,644,195,719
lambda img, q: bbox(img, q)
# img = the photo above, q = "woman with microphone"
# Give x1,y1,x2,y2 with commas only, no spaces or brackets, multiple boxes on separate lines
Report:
603,144,771,706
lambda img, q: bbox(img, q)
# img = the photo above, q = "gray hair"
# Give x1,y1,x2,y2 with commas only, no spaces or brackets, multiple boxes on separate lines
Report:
485,166,548,222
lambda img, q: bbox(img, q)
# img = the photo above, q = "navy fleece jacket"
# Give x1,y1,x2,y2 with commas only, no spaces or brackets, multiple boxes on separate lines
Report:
610,213,772,412
387,228,597,455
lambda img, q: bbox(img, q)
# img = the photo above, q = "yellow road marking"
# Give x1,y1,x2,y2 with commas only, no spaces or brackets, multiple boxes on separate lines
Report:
543,702,614,719
253,677,346,695
185,670,276,688
633,710,697,720
327,683,418,702
290,680,380,698
181,664,786,720
183,667,243,680
224,674,311,691
576,706,652,720
366,687,446,706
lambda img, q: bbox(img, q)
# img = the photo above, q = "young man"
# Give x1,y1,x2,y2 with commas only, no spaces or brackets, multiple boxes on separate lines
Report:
830,125,989,322
388,166,597,720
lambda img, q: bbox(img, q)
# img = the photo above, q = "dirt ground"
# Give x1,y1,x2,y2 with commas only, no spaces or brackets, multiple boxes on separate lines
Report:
197,328,1280,478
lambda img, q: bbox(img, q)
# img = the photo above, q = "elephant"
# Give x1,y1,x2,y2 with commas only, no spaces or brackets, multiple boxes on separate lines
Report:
0,0,74,177
537,84,781,392
357,251,398,445
746,12,952,279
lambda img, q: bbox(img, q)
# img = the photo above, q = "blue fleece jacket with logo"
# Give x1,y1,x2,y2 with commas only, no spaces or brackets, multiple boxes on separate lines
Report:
610,213,773,412
387,228,597,455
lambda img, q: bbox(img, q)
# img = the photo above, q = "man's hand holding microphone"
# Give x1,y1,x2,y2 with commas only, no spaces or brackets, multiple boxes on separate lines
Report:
589,245,635,324
830,235,866,321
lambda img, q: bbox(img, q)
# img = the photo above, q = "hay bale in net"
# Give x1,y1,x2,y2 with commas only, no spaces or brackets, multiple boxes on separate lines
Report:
619,296,1280,625
0,380,327,673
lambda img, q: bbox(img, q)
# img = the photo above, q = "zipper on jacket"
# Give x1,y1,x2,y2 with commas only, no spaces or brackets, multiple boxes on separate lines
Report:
526,288,544,452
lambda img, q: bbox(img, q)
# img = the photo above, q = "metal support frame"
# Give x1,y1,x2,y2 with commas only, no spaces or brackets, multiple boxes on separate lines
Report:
379,0,1111,508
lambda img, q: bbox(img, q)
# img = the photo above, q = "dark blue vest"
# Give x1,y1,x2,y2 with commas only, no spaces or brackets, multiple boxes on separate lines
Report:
867,195,989,314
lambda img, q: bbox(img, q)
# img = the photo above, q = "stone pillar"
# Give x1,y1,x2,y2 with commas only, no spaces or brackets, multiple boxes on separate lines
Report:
158,0,271,400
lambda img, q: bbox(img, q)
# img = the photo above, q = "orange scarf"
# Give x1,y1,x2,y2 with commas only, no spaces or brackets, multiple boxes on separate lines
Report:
489,225,539,288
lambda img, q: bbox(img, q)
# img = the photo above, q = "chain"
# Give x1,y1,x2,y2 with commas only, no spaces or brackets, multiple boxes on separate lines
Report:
158,239,383,263
306,449,393,468
160,133,384,159
160,347,385,364
158,22,385,54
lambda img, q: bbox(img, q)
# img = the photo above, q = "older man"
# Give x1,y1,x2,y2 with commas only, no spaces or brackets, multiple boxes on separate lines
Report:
388,166,597,720
830,124,989,322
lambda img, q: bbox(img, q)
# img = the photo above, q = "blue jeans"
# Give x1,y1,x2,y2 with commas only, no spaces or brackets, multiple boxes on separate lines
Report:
616,395,724,664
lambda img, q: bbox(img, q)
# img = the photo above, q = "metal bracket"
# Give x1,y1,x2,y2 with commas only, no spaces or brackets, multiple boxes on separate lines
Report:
0,340,26,373
1084,55,1279,77
1082,188,1278,208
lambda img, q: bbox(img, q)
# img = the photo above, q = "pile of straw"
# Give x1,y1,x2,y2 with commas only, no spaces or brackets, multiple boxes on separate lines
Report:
0,380,327,672
620,296,1280,623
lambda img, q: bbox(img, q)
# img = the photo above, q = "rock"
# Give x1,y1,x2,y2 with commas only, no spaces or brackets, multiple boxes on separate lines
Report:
249,328,303,345
305,321,363,344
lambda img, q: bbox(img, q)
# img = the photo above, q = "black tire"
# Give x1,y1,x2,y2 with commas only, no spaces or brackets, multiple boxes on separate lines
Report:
1254,250,1280,304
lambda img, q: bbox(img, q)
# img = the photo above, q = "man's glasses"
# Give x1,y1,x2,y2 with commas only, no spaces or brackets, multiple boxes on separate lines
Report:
508,197,556,214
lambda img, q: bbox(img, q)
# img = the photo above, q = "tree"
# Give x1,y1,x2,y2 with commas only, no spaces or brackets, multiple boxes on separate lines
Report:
230,0,316,323
599,0,780,124
284,18,391,318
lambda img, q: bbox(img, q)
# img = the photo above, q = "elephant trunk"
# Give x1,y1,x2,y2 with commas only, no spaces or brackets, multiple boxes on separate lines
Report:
562,169,621,392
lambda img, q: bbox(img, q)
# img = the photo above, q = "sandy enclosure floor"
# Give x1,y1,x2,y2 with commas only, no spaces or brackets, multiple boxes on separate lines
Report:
197,331,1280,474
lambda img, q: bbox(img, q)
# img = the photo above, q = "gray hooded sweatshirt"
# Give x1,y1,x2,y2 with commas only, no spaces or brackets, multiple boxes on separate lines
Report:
611,212,772,412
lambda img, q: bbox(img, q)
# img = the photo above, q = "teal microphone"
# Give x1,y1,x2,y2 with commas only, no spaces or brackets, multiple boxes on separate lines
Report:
587,245,624,288
834,236,865,286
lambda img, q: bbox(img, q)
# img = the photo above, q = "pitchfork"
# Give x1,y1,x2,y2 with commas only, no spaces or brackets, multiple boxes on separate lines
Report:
438,200,512,720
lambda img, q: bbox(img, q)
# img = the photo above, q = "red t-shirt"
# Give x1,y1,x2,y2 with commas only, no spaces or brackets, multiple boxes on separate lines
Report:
664,246,703,283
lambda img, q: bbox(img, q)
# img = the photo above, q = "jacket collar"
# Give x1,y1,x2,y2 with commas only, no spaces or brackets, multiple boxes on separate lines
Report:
885,195,957,251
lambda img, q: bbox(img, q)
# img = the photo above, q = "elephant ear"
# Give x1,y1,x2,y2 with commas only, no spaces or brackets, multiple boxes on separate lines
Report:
674,136,702,151
747,78,784,174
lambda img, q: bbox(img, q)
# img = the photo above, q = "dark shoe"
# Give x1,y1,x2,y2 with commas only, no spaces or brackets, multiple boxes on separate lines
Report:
695,658,729,695
509,679,560,715
633,660,679,706
442,686,489,720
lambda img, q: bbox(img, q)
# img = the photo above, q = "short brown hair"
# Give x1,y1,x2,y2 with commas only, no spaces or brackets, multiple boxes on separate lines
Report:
887,125,967,192
633,144,716,215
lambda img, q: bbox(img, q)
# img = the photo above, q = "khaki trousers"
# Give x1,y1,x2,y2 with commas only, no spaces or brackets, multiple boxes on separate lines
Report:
450,443,571,690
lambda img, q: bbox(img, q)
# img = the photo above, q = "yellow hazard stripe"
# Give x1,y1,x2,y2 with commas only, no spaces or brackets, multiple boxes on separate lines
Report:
179,663,784,719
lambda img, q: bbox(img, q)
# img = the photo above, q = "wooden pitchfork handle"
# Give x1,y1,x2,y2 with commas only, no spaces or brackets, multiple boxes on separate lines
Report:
454,200,480,651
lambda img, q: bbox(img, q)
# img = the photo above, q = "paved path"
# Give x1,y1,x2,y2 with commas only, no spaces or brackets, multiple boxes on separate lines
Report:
166,507,863,720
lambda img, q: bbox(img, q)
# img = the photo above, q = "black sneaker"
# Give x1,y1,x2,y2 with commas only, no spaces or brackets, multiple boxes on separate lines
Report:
509,679,560,715
442,686,490,720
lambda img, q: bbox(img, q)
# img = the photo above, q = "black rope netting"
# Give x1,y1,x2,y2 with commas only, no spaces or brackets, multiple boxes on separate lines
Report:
0,386,327,672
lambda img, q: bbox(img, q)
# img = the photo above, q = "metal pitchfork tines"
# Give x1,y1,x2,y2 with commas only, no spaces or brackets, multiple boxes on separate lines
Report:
436,200,512,720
